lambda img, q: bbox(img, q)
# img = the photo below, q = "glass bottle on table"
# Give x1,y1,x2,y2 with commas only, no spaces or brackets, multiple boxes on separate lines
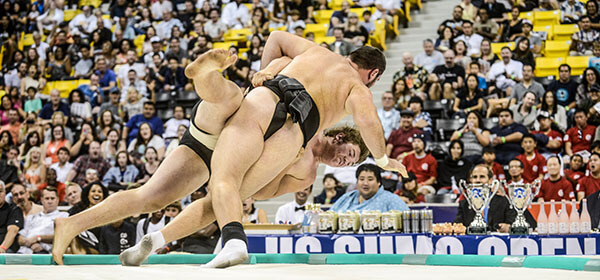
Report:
547,200,559,234
569,199,580,234
580,199,592,233
537,201,548,234
558,200,570,234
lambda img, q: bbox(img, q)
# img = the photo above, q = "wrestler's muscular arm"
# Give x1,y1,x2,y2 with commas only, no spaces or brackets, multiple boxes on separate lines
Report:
346,86,408,177
260,31,315,70
252,56,292,87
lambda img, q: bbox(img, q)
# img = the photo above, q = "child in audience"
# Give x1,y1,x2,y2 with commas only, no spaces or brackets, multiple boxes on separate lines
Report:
24,87,42,114
516,133,547,182
590,42,600,73
482,146,505,181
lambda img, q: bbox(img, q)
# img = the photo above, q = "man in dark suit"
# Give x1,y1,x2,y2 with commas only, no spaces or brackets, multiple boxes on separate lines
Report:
580,190,600,230
454,164,537,233
329,27,354,56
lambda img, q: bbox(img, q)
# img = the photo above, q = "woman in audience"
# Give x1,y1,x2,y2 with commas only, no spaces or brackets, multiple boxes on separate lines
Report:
435,26,455,52
102,151,140,192
115,40,132,65
127,122,166,160
135,146,160,185
69,89,93,131
44,111,74,143
452,74,484,118
502,6,525,42
479,39,498,73
450,111,490,162
0,131,14,159
394,172,425,204
165,124,187,158
269,0,288,29
0,95,14,126
70,122,96,159
19,131,41,161
247,34,264,72
512,37,535,67
100,41,116,69
91,31,104,55
97,110,121,142
391,78,413,110
313,173,345,204
250,7,270,35
101,129,126,165
343,12,369,47
134,6,153,33
436,139,472,193
68,181,110,254
241,197,268,224
453,40,471,69
577,67,600,103
46,47,71,81
539,90,568,132
142,26,157,54
44,125,72,164
7,87,25,118
20,64,44,98
23,146,46,191
25,48,44,74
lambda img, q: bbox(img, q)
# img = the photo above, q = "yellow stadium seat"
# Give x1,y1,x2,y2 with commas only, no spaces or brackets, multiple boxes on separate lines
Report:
133,34,145,49
304,23,328,37
535,57,564,77
314,10,335,24
80,0,103,8
224,28,252,42
508,12,533,22
43,80,85,98
64,9,82,22
369,19,387,51
349,8,368,20
534,10,560,26
533,25,553,40
102,14,111,20
409,0,422,10
553,24,579,41
566,56,591,76
314,36,336,45
544,40,571,57
329,0,354,10
491,42,515,56
212,41,237,50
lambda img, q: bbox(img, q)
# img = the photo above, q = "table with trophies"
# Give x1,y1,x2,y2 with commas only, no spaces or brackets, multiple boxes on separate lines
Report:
246,179,600,256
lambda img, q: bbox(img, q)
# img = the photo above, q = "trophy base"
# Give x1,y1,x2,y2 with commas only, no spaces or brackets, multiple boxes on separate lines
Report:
467,226,487,235
510,226,529,235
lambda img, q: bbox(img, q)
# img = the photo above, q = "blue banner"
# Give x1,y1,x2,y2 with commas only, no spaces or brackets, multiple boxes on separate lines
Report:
247,233,600,256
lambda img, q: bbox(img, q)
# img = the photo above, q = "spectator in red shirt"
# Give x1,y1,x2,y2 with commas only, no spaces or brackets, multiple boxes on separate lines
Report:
565,154,585,183
402,133,437,194
394,172,425,204
537,156,575,202
482,146,505,181
516,134,547,182
386,110,422,160
37,168,66,203
565,109,596,159
531,110,563,157
577,153,600,200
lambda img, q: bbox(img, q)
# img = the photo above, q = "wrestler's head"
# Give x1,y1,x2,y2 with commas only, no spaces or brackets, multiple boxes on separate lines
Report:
349,46,386,88
321,126,368,167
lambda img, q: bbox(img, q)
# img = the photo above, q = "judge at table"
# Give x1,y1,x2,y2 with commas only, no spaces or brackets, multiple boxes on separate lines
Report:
454,164,537,233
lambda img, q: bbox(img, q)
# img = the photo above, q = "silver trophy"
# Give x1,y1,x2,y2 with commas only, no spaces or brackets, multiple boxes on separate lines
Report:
459,179,500,234
502,180,541,235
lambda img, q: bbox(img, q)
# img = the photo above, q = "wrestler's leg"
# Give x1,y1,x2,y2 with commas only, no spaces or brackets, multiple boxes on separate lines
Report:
52,146,209,264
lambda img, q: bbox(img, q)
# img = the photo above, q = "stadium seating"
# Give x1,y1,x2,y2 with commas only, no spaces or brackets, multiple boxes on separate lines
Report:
64,9,82,22
553,24,578,41
534,10,561,26
42,80,90,98
304,23,329,37
544,40,571,57
566,56,591,76
534,57,565,77
491,42,515,56
224,28,252,42
435,119,465,141
533,25,553,41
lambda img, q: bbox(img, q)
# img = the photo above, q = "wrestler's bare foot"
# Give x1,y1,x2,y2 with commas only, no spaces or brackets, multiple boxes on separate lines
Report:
185,49,237,78
202,239,248,268
52,217,77,265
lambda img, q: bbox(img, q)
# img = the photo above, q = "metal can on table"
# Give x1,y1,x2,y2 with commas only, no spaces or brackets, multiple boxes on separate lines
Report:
402,211,411,233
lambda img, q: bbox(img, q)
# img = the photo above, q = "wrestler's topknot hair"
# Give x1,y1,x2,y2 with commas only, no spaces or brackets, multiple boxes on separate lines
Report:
348,46,386,79
324,126,369,163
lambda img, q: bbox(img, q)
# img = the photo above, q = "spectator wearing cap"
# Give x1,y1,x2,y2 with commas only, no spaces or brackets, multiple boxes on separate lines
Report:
408,97,433,139
561,0,586,24
490,109,528,165
570,16,600,56
537,156,575,202
516,134,547,182
275,185,312,224
565,108,596,159
204,8,228,41
330,27,354,56
99,87,122,122
17,187,68,254
402,133,438,194
576,153,600,200
331,164,409,212
515,20,542,55
394,172,425,204
532,110,564,157
454,21,484,56
386,110,422,160
377,91,401,139
509,91,538,130
222,0,251,29
123,101,164,144
0,182,23,253
143,37,166,69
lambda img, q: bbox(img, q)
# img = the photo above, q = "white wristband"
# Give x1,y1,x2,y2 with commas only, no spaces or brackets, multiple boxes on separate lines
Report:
375,155,389,167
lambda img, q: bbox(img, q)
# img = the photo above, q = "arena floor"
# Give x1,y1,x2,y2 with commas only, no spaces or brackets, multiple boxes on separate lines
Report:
2,263,599,280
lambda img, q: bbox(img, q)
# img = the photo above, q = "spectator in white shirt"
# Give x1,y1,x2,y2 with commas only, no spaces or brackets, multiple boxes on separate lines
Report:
487,47,523,96
151,0,174,20
454,20,484,56
414,39,445,73
377,91,401,139
31,32,50,62
69,5,97,39
373,0,401,26
50,147,73,183
155,11,184,40
275,186,312,224
163,106,190,140
135,209,169,246
17,188,68,254
36,1,64,33
222,0,251,29
118,50,147,90
121,70,148,101
204,8,228,41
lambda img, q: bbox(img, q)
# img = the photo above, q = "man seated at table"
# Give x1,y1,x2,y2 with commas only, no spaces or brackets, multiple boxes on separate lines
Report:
331,164,409,212
454,164,521,233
